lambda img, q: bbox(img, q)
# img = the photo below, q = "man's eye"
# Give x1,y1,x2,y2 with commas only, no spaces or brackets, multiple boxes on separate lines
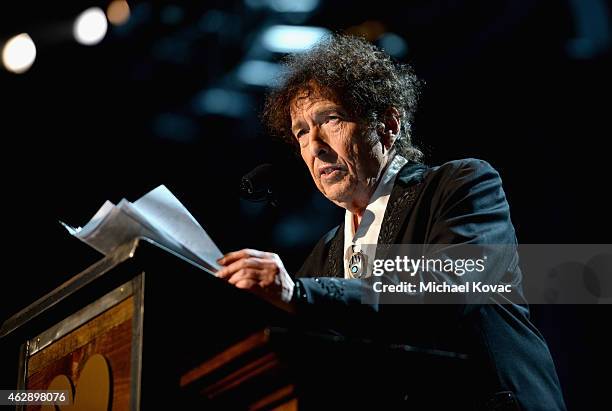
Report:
296,130,307,138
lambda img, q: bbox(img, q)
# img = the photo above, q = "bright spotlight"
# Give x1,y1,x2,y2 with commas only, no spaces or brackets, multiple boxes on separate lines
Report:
74,7,108,45
2,33,36,74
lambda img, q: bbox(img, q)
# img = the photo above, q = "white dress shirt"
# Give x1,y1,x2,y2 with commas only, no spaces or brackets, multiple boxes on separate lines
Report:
343,154,407,278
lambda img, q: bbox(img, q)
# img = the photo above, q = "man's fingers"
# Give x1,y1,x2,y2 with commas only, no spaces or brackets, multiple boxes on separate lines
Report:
214,249,283,300
217,248,267,266
216,257,265,279
228,269,260,285
234,279,259,289
216,249,249,266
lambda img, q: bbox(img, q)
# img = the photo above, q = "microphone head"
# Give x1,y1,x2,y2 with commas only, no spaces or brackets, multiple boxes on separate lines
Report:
240,163,276,203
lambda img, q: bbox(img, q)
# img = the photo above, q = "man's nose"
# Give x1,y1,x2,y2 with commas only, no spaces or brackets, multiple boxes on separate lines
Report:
308,127,329,158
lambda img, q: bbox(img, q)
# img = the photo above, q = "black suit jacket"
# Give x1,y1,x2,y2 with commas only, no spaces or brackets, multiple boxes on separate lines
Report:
294,158,566,411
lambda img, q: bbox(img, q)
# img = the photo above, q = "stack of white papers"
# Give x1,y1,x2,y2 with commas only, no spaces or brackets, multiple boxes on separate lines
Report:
61,185,222,273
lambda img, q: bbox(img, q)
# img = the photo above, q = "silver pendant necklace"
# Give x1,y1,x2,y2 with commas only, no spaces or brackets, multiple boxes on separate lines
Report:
347,245,368,278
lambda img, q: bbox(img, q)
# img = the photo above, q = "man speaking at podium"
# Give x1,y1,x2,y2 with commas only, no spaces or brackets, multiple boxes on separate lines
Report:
216,35,565,410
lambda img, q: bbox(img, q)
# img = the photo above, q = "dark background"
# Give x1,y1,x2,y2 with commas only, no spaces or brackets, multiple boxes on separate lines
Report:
1,0,611,408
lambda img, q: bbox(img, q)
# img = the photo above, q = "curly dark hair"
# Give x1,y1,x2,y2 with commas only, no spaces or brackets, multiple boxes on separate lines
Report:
263,34,423,162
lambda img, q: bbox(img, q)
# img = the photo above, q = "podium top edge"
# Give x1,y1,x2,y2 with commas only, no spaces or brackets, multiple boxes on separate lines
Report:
0,239,141,340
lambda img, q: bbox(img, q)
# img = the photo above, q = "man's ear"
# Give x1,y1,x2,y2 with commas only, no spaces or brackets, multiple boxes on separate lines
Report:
377,107,401,150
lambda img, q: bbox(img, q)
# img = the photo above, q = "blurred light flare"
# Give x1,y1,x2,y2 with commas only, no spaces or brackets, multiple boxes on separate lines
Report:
193,88,250,118
1,33,36,74
261,25,329,53
74,7,108,45
245,0,320,13
379,33,408,58
107,0,131,26
237,60,281,87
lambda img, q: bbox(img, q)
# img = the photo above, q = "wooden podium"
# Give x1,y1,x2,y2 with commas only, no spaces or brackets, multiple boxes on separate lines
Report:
0,239,468,410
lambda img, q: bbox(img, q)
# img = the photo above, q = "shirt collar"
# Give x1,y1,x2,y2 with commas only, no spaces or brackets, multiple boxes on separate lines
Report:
343,154,407,276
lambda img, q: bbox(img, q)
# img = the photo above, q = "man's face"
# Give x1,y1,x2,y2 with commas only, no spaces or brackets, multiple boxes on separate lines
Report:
290,93,385,212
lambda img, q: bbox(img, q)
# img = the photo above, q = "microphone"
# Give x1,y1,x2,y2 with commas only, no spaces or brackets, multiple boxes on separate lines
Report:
240,163,277,206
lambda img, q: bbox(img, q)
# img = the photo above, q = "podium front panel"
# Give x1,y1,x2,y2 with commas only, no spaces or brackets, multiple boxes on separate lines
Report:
17,275,144,411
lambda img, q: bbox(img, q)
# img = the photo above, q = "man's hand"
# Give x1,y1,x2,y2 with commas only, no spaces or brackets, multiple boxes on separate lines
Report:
216,249,295,308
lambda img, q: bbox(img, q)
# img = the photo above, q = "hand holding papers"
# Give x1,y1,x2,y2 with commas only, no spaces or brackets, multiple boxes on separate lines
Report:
61,185,222,273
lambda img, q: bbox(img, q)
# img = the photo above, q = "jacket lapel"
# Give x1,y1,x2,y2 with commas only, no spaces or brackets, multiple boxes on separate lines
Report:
377,161,427,246
323,222,344,278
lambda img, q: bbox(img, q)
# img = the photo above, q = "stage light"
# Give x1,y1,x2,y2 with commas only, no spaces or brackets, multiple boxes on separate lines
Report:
1,33,36,74
261,25,329,53
74,7,108,45
107,0,130,26
237,60,281,87
193,88,249,118
379,33,408,58
245,0,320,13
267,0,320,13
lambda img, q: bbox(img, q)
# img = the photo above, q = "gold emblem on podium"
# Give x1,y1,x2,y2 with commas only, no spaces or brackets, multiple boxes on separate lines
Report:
41,353,111,411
